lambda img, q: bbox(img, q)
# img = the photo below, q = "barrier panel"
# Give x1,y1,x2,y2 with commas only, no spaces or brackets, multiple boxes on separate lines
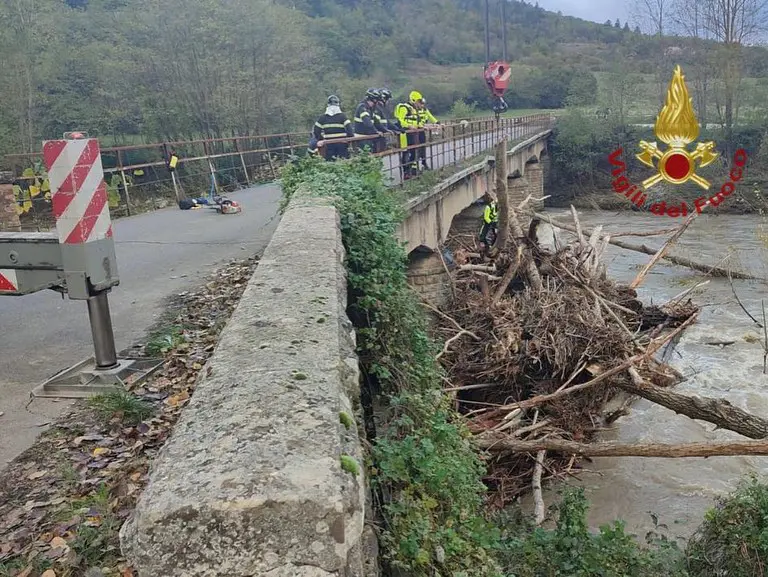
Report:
0,133,161,397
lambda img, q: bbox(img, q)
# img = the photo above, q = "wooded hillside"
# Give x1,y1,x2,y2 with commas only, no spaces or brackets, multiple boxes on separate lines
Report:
2,0,768,158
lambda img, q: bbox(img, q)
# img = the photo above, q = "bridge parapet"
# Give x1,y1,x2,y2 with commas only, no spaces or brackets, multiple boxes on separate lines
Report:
121,191,375,576
119,123,553,576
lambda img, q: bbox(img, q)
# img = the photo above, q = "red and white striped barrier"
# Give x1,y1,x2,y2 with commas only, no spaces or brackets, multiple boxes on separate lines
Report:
0,269,17,293
43,138,112,245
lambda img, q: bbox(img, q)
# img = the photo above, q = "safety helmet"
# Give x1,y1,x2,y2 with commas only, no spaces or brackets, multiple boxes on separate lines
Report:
379,88,392,102
327,95,340,106
409,90,424,103
365,88,380,101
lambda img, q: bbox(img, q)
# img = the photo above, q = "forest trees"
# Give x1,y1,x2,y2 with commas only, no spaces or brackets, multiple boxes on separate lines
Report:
699,0,768,154
1,0,768,160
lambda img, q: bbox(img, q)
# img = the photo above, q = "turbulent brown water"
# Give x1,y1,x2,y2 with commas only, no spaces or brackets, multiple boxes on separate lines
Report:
533,208,768,543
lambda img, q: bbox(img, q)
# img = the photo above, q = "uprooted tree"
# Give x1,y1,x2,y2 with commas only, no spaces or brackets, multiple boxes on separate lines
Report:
432,139,768,516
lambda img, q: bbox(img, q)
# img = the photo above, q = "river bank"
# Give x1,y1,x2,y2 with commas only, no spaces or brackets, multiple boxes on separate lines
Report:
550,188,768,215
531,209,768,543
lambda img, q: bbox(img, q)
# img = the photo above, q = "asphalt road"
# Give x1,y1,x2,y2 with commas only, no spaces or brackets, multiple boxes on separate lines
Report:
0,183,282,467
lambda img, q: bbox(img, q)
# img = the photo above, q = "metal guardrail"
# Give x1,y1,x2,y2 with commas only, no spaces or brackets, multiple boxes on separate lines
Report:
368,114,554,185
3,115,554,229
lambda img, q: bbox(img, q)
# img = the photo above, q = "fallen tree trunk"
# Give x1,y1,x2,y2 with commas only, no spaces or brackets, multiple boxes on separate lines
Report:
498,142,542,291
532,450,546,525
623,367,768,439
629,212,697,289
534,212,761,280
479,438,768,457
495,139,510,252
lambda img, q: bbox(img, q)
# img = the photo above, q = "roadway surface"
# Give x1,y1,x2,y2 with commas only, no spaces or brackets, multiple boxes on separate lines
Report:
0,183,282,468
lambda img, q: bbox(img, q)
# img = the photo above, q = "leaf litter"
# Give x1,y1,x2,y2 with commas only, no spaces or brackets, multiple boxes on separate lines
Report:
0,257,257,577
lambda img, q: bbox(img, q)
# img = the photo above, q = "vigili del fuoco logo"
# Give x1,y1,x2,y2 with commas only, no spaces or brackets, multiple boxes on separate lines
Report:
608,65,748,217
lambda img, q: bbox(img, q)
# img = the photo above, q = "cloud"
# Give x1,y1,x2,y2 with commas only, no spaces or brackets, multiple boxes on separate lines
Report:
534,0,631,24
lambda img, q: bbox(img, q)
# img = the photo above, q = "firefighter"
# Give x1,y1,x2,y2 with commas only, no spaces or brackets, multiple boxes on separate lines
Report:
375,88,403,134
394,92,422,179
479,195,499,250
354,88,387,153
313,95,354,161
414,94,438,171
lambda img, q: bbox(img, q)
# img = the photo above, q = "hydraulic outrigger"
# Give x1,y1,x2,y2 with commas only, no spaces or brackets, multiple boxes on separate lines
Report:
1,133,162,398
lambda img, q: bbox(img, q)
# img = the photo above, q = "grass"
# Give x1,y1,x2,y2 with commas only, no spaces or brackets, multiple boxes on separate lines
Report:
454,107,563,120
144,323,185,356
87,390,153,425
59,461,81,491
0,484,121,576
61,484,122,570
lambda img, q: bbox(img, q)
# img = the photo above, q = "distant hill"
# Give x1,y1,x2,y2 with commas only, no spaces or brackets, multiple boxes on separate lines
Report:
1,0,767,157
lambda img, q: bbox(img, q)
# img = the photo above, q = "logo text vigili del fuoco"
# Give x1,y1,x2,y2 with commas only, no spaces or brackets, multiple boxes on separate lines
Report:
608,65,747,217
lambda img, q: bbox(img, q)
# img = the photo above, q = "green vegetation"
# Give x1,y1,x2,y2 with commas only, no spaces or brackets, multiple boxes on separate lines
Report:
339,411,354,430
87,390,153,424
686,475,768,576
144,324,185,356
283,152,768,576
340,455,360,476
499,488,687,577
5,0,768,162
0,557,52,577
64,484,123,570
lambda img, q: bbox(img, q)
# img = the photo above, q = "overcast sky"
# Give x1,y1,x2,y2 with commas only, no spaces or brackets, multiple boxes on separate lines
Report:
534,0,631,25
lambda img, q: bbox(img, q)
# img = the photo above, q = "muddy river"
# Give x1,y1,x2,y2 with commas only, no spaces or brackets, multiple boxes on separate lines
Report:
535,208,768,543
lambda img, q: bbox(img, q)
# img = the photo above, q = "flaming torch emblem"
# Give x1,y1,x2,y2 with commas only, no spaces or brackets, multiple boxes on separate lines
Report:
637,65,718,190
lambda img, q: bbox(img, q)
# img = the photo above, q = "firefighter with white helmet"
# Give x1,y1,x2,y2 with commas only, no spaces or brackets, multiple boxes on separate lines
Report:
313,94,354,160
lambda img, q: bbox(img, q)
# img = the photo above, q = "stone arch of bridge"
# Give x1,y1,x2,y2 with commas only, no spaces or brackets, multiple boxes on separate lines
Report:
400,130,552,303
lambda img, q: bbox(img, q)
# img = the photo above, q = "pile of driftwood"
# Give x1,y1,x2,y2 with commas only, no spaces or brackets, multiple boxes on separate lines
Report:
432,141,768,521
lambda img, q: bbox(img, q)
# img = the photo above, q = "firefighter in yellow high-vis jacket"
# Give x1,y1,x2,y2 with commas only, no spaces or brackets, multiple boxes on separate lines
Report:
395,91,422,179
414,95,438,171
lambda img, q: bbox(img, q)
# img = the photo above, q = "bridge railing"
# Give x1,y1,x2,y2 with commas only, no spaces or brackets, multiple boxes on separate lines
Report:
2,114,555,229
4,131,307,228
369,114,554,185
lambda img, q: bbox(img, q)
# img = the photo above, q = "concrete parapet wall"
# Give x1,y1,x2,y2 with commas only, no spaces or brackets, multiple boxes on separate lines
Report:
121,195,374,576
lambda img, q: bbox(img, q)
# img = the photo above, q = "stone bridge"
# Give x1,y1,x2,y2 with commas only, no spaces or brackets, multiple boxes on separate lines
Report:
400,130,552,304
120,125,552,577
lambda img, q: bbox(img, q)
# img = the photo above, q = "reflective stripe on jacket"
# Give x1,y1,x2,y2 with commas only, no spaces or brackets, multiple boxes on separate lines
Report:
395,102,419,128
484,202,498,224
354,102,382,135
417,107,438,127
313,112,354,141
